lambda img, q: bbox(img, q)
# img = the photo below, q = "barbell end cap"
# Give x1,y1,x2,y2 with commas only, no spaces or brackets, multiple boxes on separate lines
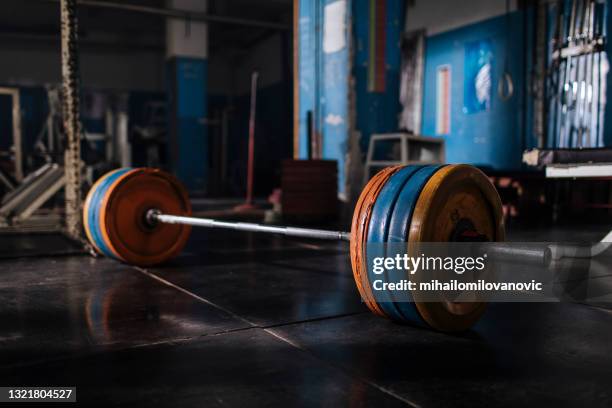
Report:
145,209,161,229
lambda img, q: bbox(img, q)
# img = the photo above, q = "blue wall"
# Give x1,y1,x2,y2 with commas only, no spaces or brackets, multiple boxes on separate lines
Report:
421,11,531,171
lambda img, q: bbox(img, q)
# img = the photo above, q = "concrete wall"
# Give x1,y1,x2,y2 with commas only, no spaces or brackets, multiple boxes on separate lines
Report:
208,31,292,196
235,33,287,92
208,56,234,95
0,44,165,91
208,32,287,97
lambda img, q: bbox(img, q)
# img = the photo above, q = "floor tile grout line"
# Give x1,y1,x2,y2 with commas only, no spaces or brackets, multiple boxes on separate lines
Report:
133,266,418,407
262,261,355,278
0,327,259,372
132,265,368,331
263,327,422,408
132,266,259,329
261,311,369,329
0,315,374,372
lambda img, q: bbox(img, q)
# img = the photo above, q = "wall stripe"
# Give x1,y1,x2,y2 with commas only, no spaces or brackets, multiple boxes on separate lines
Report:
293,0,300,158
435,65,451,135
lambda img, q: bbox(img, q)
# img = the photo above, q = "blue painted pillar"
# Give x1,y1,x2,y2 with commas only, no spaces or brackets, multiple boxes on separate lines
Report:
352,0,404,154
296,0,405,195
297,0,351,197
166,0,208,193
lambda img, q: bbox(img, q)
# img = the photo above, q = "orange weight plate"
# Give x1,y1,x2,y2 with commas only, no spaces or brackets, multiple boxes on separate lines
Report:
99,168,192,266
350,166,401,317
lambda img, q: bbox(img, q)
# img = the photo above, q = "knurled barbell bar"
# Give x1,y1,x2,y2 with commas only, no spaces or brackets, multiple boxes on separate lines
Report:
83,164,504,332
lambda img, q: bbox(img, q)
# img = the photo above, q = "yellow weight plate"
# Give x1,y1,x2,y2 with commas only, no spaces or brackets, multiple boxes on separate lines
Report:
408,164,504,332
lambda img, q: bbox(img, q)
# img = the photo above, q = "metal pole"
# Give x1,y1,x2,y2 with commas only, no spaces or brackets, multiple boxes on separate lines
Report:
561,0,579,147
583,0,596,147
575,0,588,147
569,0,585,148
149,211,351,242
0,88,24,181
148,212,610,260
61,0,83,239
246,72,258,206
551,1,565,148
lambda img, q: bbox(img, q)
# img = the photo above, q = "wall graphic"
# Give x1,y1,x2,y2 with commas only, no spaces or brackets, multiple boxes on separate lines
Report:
464,39,493,114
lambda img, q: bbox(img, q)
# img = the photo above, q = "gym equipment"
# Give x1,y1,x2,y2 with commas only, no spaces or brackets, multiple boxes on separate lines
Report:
548,0,606,148
0,163,66,230
83,168,192,266
235,71,259,211
84,164,504,332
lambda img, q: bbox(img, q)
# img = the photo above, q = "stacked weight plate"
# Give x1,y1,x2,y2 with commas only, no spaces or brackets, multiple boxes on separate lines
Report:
350,164,504,331
83,168,192,266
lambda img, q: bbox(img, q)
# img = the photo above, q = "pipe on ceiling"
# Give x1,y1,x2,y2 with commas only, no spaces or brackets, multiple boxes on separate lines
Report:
38,0,290,31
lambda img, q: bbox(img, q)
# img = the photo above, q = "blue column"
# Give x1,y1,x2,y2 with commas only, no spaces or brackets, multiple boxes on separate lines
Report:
167,57,208,192
297,0,351,197
166,0,208,193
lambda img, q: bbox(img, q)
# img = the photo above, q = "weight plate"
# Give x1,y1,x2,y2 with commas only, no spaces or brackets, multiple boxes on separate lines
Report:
86,168,135,259
98,168,144,260
366,165,424,322
386,165,442,326
83,168,125,255
408,164,504,332
100,168,192,266
350,166,401,317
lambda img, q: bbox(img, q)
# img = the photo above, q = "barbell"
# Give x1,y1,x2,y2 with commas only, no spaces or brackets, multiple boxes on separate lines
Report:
83,164,504,332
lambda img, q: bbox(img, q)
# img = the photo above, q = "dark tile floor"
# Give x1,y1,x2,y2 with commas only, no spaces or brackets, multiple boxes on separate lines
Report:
0,224,610,407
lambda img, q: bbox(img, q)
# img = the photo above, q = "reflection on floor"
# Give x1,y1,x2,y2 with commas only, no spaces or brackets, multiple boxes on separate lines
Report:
0,223,610,407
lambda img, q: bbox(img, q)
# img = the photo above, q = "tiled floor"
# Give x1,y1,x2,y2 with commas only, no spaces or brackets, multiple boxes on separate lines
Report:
0,224,610,407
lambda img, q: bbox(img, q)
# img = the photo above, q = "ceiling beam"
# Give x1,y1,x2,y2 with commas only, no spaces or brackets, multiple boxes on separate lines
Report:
36,0,291,31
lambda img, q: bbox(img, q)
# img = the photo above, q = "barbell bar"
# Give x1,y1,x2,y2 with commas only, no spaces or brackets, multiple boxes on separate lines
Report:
147,211,351,241
83,164,505,332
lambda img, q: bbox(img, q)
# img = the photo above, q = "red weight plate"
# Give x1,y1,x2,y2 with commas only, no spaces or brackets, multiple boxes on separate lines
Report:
100,168,192,266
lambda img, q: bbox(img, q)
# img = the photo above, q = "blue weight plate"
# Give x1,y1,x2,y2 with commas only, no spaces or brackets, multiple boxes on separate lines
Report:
387,165,444,326
88,168,133,259
84,171,117,255
366,166,424,321
83,168,123,254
